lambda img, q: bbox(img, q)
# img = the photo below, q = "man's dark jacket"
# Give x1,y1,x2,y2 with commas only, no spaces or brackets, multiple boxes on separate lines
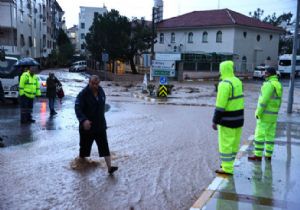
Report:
75,85,107,132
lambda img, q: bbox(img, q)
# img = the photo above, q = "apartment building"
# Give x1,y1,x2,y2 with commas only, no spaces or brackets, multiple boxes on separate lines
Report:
67,25,78,53
0,0,17,55
78,6,107,54
0,0,64,59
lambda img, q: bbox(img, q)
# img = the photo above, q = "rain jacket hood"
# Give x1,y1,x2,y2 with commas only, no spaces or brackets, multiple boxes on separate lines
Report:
220,60,235,80
266,75,282,97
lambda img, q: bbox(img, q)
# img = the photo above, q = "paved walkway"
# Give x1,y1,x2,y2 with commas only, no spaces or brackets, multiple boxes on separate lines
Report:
191,113,300,210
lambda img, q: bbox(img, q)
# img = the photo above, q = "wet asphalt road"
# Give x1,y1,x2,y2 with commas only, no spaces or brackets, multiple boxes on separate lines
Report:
0,69,297,210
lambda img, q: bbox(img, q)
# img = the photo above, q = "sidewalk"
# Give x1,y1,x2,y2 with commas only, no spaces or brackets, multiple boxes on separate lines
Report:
191,113,300,210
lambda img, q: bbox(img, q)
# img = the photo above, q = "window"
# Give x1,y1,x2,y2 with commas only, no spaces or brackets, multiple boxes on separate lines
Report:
20,11,24,22
20,34,25,47
42,35,46,47
257,35,261,42
202,31,208,43
216,31,222,43
81,22,85,29
159,33,164,44
269,35,273,40
188,32,193,43
81,33,85,39
241,56,247,71
28,36,33,47
171,32,175,43
243,31,247,38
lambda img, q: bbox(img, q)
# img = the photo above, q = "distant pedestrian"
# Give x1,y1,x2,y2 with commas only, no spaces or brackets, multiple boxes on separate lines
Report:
212,60,244,175
0,80,4,103
248,67,282,161
46,72,61,115
75,75,118,175
19,66,41,124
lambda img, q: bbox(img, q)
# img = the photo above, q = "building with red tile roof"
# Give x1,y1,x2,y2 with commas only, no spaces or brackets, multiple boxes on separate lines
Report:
154,9,284,75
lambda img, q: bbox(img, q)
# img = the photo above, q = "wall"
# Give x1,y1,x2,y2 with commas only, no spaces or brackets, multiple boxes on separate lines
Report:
233,27,280,71
155,27,235,54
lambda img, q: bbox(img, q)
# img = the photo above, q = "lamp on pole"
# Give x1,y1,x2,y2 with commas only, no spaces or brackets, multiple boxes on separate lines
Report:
287,0,300,113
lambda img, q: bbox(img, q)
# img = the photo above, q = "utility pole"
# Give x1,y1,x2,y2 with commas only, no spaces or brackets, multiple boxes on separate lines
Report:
151,7,155,62
150,6,158,81
287,0,300,113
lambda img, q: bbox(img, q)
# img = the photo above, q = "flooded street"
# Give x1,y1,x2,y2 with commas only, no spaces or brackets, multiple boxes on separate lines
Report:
0,69,299,210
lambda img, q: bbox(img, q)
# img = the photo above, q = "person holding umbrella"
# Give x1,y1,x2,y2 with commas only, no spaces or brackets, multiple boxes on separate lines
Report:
18,61,41,124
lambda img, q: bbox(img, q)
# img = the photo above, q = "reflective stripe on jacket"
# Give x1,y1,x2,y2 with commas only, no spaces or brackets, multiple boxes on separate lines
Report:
19,71,41,98
255,75,282,122
213,61,244,128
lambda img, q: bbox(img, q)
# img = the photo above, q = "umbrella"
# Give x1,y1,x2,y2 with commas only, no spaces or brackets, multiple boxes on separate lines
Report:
14,57,40,67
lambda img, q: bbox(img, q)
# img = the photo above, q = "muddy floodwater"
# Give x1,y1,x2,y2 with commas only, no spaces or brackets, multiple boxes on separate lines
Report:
0,69,299,210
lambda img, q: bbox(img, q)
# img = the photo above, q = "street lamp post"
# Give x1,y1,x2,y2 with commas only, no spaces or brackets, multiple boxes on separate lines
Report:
287,0,300,113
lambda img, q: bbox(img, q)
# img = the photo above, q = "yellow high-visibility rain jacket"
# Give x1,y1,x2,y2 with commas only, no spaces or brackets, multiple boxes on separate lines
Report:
213,61,244,128
255,75,282,122
19,71,41,99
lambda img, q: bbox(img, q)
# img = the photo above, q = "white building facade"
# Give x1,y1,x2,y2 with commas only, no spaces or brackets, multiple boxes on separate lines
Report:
78,6,107,54
155,9,283,72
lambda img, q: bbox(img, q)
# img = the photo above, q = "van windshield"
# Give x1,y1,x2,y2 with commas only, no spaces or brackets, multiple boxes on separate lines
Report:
279,60,291,66
0,58,19,78
0,59,17,74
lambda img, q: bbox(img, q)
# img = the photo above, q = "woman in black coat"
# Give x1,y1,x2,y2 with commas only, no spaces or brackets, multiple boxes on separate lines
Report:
46,72,61,115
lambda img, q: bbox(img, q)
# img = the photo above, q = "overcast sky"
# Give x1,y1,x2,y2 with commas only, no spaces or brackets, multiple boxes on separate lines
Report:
56,0,297,28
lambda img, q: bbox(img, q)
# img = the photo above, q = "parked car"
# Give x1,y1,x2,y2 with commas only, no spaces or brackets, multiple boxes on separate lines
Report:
37,74,47,96
253,65,280,79
69,60,87,72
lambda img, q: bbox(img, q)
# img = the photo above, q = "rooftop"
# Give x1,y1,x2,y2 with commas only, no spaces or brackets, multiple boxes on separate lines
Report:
157,9,284,32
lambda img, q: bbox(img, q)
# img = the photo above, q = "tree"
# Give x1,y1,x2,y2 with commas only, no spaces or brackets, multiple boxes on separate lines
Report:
249,9,294,54
85,10,131,72
86,10,154,74
126,18,153,74
249,8,264,20
56,29,74,66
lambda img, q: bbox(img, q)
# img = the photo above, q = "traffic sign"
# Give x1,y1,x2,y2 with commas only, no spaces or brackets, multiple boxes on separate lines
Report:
102,53,109,62
151,60,176,77
158,85,167,97
152,69,175,77
152,60,175,70
159,76,168,85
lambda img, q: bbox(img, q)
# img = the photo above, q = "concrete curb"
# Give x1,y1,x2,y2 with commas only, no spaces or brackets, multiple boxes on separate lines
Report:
190,135,254,210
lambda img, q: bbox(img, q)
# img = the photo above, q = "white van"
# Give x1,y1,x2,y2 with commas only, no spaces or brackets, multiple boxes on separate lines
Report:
0,56,19,103
253,64,280,79
69,60,87,72
278,54,300,76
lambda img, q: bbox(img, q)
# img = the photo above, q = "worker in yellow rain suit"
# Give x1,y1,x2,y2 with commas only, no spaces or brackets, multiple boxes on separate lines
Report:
19,66,41,124
212,60,244,175
248,67,282,161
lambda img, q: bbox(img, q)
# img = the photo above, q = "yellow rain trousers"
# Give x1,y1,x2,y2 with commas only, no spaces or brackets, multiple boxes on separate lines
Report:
218,126,242,174
254,120,277,157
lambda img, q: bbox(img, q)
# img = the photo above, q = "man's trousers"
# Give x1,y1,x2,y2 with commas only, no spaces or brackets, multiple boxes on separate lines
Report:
218,126,242,174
